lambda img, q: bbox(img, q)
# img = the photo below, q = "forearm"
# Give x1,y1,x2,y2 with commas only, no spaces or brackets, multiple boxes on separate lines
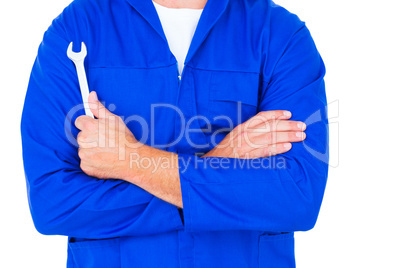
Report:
116,109,303,210
124,145,183,208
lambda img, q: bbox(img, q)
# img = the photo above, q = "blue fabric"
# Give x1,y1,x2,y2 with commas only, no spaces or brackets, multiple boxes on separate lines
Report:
21,0,328,267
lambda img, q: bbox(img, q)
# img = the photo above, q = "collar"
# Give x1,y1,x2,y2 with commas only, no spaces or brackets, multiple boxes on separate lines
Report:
125,0,230,64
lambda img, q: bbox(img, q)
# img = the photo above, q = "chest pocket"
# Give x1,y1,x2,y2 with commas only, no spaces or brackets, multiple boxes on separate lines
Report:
87,66,179,148
198,70,260,144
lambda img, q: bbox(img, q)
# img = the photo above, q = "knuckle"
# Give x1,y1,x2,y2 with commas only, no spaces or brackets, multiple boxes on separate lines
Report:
78,149,85,159
80,163,89,173
240,131,249,142
234,123,243,132
257,147,268,158
75,116,84,127
251,113,264,123
267,146,276,156
232,125,242,136
262,110,273,119
289,132,295,140
83,120,92,130
77,132,85,143
272,132,280,143
116,116,124,123
262,112,273,121
265,124,272,133
236,146,245,157
269,120,279,131
260,110,271,117
99,106,108,116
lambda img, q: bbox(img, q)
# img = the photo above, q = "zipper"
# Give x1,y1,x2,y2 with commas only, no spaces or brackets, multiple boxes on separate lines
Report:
176,62,181,87
173,61,182,154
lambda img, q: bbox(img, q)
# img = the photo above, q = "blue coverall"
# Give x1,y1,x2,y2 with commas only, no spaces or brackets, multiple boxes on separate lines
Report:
21,0,328,267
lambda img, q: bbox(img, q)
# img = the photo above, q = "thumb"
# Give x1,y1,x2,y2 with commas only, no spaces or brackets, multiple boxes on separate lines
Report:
88,91,112,119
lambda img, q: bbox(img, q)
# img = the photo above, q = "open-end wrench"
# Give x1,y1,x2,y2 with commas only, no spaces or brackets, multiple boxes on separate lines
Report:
67,42,94,118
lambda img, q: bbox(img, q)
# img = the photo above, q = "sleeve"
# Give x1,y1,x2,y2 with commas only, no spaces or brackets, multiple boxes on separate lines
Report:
21,25,183,239
178,25,329,233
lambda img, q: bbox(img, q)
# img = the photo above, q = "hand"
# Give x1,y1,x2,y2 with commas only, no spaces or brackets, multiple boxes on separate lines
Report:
203,110,306,159
75,92,182,207
75,91,139,179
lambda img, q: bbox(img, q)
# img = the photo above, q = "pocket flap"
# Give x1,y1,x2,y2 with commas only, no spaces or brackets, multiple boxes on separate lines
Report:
210,71,260,107
69,237,121,267
259,232,295,267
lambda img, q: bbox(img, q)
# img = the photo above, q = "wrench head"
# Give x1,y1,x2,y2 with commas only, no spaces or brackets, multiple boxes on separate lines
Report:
67,42,87,61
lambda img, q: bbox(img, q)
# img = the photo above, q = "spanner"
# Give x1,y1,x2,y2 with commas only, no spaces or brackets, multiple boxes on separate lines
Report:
67,42,94,118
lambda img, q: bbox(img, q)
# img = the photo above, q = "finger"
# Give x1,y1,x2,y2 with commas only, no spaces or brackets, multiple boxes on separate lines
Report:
246,131,306,146
244,110,292,129
88,91,113,119
77,131,98,148
75,115,95,131
269,131,306,144
245,143,292,159
247,120,306,135
78,147,85,160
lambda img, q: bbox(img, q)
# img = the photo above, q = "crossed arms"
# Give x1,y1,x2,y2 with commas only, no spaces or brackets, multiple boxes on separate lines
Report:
21,25,327,237
75,92,307,208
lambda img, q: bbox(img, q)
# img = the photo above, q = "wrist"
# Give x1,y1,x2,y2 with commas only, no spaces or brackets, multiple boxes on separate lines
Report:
120,144,178,185
119,143,145,184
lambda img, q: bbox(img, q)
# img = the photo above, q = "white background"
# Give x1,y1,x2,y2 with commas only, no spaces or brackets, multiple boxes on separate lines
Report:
0,0,401,267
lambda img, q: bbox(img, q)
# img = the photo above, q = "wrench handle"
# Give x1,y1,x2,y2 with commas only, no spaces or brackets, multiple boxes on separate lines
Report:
74,60,94,118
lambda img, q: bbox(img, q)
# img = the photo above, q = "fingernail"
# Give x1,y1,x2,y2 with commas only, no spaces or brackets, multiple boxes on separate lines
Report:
298,123,306,130
296,132,306,139
284,143,292,149
283,111,292,117
92,91,98,101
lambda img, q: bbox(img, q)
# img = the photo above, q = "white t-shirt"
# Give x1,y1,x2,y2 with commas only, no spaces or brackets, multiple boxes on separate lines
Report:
153,1,203,75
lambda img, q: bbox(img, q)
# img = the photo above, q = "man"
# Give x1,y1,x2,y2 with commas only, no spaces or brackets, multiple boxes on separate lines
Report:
21,0,328,267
